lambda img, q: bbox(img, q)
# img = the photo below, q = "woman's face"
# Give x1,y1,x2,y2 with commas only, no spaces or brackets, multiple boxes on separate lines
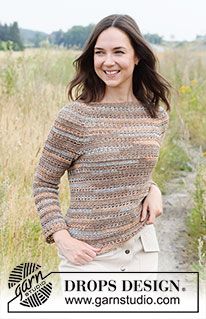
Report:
94,27,138,89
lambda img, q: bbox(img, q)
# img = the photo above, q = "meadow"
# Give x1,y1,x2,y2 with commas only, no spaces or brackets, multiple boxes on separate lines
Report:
0,47,206,285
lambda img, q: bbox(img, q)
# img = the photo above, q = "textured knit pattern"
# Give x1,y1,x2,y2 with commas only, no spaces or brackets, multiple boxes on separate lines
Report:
32,100,169,254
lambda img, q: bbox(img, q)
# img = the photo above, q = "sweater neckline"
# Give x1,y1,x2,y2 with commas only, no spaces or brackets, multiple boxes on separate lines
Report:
84,101,142,107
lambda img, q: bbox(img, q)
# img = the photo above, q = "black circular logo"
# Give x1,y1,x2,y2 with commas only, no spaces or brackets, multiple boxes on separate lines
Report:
8,263,52,307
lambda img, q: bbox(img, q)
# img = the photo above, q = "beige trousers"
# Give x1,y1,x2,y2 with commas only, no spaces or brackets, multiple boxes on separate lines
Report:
57,224,160,278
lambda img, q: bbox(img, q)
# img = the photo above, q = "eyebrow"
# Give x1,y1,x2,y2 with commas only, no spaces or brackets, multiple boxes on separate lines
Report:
94,46,126,50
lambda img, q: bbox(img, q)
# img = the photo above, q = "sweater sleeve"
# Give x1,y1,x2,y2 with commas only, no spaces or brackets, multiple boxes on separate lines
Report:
32,104,85,244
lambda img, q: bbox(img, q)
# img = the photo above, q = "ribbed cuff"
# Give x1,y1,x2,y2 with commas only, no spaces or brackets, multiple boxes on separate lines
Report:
149,180,159,190
151,180,158,186
45,223,69,244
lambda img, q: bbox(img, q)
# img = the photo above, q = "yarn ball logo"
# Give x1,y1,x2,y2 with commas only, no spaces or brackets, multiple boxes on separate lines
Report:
8,263,52,307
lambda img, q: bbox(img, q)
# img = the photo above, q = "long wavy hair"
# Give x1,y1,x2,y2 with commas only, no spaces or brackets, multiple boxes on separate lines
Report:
67,14,171,117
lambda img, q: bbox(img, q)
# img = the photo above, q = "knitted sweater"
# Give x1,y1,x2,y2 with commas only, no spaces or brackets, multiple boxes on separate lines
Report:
32,100,169,254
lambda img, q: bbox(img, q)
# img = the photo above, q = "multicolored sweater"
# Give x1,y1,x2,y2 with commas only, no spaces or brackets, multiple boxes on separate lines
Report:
32,100,169,254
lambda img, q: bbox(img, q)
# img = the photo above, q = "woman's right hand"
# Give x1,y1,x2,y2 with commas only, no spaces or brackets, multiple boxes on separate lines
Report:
53,229,101,265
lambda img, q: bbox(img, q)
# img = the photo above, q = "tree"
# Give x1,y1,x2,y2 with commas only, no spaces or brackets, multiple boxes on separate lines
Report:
144,33,163,45
34,32,47,47
64,23,95,48
0,21,24,50
50,29,65,46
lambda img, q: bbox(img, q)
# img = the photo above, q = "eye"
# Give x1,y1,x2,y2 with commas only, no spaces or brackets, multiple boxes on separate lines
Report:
94,51,104,55
115,51,124,54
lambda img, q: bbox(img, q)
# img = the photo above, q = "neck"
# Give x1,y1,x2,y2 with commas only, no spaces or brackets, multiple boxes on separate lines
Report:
103,86,137,103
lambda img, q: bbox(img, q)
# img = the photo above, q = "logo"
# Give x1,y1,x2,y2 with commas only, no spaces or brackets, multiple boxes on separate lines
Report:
8,263,52,307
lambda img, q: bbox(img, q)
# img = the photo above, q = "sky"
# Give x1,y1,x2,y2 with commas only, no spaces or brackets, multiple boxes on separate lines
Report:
1,0,206,41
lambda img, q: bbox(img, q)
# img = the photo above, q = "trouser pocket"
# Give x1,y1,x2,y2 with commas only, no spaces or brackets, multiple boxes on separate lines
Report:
139,224,160,252
132,224,160,273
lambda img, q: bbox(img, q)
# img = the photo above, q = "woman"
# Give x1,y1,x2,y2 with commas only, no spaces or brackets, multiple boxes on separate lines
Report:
33,14,171,275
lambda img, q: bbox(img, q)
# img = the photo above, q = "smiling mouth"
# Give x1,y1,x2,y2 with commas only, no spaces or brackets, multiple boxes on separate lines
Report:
103,70,120,75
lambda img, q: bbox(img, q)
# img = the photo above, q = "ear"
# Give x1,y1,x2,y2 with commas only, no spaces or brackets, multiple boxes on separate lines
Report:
135,56,139,65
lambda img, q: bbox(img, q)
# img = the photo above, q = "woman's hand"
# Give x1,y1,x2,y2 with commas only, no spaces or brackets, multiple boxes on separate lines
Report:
53,229,101,265
140,184,163,224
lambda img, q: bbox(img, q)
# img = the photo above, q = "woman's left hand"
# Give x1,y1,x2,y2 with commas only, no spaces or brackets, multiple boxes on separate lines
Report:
140,184,163,224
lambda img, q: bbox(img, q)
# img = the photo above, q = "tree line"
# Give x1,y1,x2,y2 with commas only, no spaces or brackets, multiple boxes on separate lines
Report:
0,21,163,51
0,22,24,50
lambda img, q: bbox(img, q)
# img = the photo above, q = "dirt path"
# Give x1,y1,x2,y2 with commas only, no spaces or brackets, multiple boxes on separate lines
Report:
155,144,205,271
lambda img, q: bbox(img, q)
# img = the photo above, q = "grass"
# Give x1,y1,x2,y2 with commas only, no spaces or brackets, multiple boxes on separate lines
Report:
186,164,206,278
0,47,206,286
0,48,76,287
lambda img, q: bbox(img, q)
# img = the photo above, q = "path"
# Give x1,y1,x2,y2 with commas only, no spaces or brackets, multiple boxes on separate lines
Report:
155,143,205,271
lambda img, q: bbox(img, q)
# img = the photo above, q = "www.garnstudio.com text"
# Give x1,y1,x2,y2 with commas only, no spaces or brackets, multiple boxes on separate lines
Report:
64,294,180,307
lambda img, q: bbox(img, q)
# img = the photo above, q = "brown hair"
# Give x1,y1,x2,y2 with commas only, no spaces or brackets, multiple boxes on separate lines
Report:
67,14,171,117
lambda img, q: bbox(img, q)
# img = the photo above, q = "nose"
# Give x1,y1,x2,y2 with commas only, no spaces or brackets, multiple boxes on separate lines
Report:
103,54,115,66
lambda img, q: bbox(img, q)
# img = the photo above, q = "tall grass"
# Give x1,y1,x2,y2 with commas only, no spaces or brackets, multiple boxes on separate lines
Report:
186,164,206,277
0,48,77,285
0,47,206,284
